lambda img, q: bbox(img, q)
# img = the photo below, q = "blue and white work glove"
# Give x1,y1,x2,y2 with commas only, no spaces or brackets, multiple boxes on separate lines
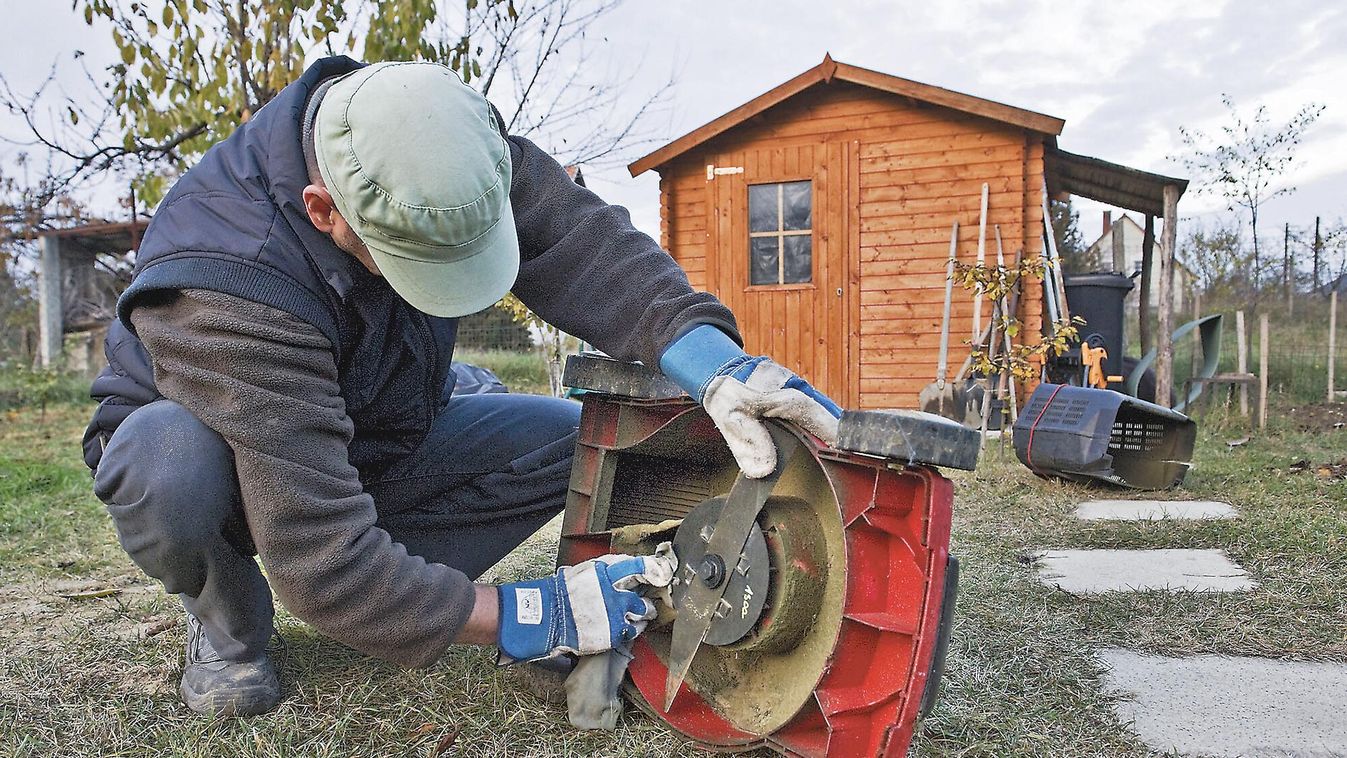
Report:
660,325,843,478
496,545,677,664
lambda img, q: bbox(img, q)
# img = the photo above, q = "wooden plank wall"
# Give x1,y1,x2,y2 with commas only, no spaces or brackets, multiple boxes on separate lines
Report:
856,125,1045,407
658,81,1045,409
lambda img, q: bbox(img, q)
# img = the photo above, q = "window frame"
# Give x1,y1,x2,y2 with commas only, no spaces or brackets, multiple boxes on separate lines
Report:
746,179,815,290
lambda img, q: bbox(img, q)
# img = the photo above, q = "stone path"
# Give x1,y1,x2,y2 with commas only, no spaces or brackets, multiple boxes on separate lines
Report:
1098,648,1347,758
1026,497,1323,756
1074,499,1238,521
1033,548,1256,594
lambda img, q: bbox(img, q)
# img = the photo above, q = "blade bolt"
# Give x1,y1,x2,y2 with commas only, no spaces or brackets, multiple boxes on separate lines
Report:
698,554,727,588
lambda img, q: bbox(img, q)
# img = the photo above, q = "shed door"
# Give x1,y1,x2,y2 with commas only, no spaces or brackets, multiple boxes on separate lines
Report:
706,143,853,406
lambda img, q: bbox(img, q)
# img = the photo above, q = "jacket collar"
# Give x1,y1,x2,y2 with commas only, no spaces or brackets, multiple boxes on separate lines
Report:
259,56,369,302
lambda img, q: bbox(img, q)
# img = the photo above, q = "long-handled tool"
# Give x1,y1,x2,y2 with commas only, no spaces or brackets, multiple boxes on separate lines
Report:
920,222,961,418
1040,181,1071,326
991,226,1019,427
972,183,989,342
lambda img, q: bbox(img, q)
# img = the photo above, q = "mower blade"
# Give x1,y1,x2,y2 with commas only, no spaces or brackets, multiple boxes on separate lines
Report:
662,425,799,710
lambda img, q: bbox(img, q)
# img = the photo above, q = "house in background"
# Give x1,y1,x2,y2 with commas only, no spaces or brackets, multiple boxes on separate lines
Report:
1085,211,1197,313
630,55,1188,409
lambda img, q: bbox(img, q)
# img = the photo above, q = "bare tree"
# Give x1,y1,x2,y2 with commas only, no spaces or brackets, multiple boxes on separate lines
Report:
1179,216,1249,305
1178,95,1324,298
1,0,670,212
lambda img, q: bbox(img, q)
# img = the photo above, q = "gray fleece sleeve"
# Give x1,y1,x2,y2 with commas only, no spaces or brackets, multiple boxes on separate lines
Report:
130,289,475,668
504,132,741,366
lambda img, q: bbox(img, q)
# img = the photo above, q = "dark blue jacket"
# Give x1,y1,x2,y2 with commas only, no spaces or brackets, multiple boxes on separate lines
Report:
84,56,736,474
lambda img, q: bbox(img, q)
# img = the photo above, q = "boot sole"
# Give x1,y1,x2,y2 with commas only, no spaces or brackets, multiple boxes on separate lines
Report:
180,679,281,717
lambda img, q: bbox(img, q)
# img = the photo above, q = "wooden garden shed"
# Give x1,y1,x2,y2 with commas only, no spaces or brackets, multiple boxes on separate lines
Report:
630,55,1187,410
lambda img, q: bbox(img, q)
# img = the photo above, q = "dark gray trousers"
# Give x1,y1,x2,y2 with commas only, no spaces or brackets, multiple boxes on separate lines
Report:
93,393,581,662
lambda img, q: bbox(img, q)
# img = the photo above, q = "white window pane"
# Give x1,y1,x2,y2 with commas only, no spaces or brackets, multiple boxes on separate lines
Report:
782,235,812,283
750,237,780,285
748,184,778,233
781,180,812,231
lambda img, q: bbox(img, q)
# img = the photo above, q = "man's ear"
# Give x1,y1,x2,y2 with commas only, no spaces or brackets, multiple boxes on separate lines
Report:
303,185,339,233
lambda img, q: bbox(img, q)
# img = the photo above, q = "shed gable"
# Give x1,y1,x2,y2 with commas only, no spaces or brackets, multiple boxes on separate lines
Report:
658,80,1046,409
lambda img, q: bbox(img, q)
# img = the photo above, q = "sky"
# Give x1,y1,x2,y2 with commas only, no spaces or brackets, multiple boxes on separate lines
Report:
4,0,1344,251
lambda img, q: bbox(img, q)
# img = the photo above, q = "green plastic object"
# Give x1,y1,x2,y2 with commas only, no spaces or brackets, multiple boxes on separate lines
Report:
1126,314,1223,412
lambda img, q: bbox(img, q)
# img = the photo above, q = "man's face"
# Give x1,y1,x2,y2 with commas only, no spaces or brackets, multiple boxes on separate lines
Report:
302,184,381,276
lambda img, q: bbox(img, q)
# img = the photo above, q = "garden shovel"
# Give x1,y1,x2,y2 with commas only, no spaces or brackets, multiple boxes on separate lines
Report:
920,222,961,418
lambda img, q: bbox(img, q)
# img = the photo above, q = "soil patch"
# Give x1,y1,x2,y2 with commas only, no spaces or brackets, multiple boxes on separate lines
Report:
1284,400,1347,432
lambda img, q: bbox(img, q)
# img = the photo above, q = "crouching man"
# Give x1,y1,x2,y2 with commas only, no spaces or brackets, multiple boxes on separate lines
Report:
83,59,841,716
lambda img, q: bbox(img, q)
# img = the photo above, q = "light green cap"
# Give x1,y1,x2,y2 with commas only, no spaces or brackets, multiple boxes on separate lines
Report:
313,62,518,317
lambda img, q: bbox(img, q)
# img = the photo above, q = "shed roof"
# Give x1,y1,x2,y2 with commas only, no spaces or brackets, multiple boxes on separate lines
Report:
37,220,149,257
1044,146,1187,217
629,54,1066,177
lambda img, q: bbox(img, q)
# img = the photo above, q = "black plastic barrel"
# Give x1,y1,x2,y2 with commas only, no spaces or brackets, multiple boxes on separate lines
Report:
1063,273,1134,383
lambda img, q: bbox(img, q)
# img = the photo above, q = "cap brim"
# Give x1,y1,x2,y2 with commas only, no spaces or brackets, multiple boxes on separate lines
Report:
367,203,521,318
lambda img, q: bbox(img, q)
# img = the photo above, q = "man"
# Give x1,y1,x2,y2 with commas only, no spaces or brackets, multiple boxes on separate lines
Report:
83,58,841,717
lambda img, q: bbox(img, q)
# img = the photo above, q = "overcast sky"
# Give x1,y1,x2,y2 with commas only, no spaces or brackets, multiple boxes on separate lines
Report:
4,0,1344,248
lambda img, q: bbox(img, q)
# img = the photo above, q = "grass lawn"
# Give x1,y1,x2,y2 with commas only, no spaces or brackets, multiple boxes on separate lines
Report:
0,398,1342,757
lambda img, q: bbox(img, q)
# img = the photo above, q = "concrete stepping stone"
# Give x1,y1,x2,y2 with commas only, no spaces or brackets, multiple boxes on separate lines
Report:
1099,647,1347,757
1075,499,1238,521
1033,549,1255,594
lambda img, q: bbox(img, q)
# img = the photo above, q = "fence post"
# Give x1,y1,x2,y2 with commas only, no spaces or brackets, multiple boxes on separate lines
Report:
1191,289,1202,382
1330,291,1339,403
1259,314,1269,429
1236,310,1248,415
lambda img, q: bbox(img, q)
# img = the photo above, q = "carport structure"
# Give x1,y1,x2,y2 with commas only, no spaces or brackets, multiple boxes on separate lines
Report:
1044,146,1189,401
35,220,146,373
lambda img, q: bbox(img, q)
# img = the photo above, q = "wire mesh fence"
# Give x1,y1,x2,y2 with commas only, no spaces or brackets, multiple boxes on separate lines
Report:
1171,295,1344,406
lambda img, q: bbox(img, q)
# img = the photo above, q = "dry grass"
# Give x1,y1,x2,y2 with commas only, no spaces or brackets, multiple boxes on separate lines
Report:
1,400,1342,756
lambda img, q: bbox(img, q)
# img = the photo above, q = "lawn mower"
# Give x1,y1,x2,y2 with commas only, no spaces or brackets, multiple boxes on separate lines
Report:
556,354,980,757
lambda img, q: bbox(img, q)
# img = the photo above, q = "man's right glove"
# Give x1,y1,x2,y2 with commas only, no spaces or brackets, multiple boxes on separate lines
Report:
496,547,676,664
660,324,842,478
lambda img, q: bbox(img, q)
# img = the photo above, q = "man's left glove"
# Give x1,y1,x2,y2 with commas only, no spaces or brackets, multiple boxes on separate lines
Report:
701,355,842,477
497,547,677,664
660,325,843,478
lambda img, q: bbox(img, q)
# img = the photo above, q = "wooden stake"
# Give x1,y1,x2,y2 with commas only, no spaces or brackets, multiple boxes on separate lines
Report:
1191,289,1203,381
1330,290,1339,403
1236,310,1248,415
1259,314,1269,429
1284,222,1293,316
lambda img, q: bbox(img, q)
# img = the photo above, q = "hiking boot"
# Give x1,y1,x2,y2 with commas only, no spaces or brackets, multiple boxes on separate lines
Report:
179,613,281,717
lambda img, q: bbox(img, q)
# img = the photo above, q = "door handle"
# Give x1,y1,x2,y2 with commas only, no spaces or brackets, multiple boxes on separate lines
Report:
836,287,843,297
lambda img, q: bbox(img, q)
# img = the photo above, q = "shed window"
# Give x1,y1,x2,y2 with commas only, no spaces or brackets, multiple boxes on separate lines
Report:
748,180,812,285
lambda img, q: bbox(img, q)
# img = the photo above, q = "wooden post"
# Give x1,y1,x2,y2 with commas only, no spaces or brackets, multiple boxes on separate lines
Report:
1155,185,1181,408
1190,289,1202,382
1330,290,1339,403
1313,216,1322,294
1259,314,1269,429
37,233,64,369
1284,222,1292,316
1236,310,1249,415
1140,214,1155,357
